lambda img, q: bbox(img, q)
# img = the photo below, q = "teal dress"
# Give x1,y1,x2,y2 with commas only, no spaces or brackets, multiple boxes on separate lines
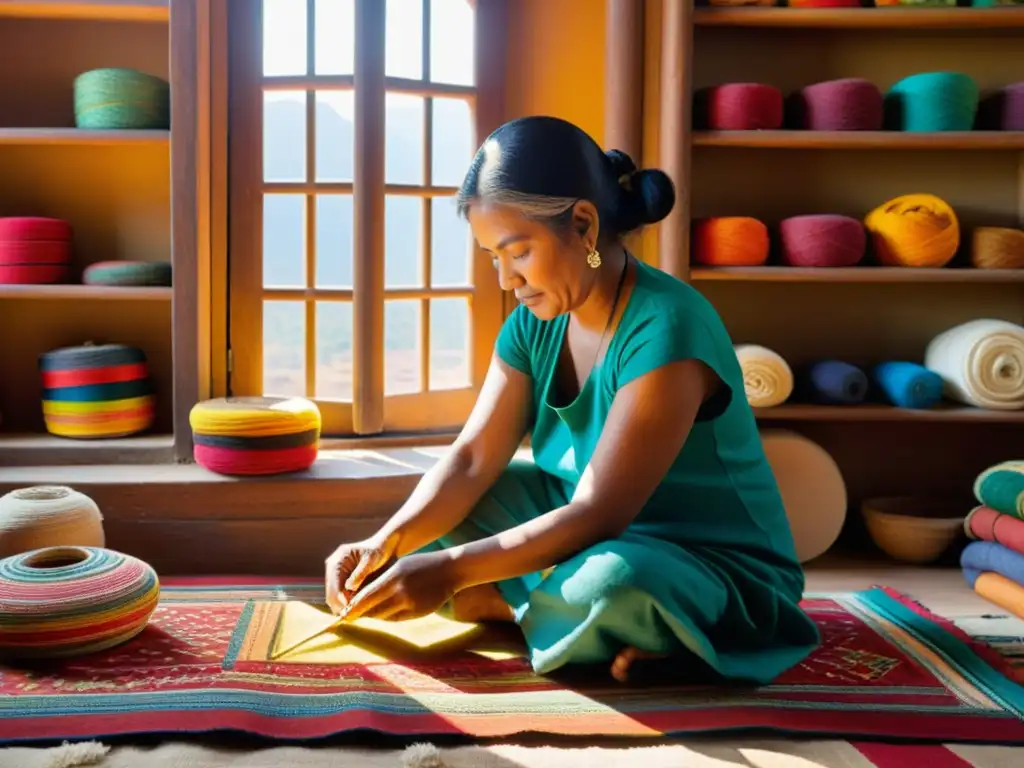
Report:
430,258,820,682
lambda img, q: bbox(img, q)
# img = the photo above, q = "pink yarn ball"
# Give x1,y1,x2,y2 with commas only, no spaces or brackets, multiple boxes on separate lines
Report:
707,83,784,130
778,215,866,268
798,78,884,131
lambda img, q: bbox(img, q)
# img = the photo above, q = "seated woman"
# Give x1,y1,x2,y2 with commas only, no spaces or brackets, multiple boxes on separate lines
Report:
325,115,820,683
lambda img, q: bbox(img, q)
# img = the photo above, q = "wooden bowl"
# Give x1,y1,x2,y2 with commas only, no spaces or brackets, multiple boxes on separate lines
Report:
861,496,967,565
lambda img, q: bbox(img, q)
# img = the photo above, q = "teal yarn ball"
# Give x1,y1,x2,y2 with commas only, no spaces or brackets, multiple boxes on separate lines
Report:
885,72,979,132
74,68,170,130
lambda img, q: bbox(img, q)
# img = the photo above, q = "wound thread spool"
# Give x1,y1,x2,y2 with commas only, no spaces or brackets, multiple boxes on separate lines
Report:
692,217,770,266
703,83,784,130
39,343,156,439
863,193,960,268
74,68,170,130
189,396,321,476
0,217,72,286
0,486,104,559
83,260,172,287
778,214,866,268
794,78,884,131
971,227,1024,270
885,72,979,132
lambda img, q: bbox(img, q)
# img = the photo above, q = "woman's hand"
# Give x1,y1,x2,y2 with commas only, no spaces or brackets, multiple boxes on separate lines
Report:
340,551,458,623
324,534,397,615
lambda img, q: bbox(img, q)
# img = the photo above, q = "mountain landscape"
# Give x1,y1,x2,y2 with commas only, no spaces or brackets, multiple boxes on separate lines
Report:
261,94,477,399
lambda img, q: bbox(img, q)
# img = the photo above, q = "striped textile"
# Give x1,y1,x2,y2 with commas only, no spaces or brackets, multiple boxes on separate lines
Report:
1,579,1023,746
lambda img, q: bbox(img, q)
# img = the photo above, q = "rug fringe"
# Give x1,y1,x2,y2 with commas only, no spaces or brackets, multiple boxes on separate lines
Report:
44,741,110,768
402,743,446,768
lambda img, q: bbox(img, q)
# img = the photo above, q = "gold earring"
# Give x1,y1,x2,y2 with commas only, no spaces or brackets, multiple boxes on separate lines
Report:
586,248,602,269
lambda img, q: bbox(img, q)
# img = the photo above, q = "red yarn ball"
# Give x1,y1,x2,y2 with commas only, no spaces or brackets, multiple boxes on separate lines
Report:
797,78,883,131
707,83,784,130
778,214,866,268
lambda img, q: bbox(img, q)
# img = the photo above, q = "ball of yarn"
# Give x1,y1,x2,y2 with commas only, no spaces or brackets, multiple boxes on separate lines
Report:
863,193,959,268
873,361,944,410
0,486,104,559
734,344,794,408
706,83,784,130
885,72,979,132
692,217,770,266
39,343,156,439
971,227,1024,270
803,360,869,405
83,260,172,287
74,68,170,130
0,546,159,659
795,78,883,131
0,216,72,286
189,396,322,476
778,214,866,268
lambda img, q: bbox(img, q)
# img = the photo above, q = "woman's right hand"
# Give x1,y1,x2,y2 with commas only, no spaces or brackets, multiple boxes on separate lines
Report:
324,534,397,615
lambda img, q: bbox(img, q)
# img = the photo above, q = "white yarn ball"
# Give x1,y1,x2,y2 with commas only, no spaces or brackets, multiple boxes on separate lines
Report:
0,486,105,558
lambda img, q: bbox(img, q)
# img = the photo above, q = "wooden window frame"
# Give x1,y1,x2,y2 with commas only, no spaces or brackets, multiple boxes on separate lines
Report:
227,0,506,438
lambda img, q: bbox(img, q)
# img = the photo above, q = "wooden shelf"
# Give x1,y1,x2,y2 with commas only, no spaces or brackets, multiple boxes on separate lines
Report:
0,1,167,22
690,267,1024,284
0,284,172,300
754,404,1024,424
0,128,170,146
692,131,1024,151
0,433,175,467
693,8,1024,29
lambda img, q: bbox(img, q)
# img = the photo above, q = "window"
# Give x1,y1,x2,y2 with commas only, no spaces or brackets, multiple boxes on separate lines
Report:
227,0,505,436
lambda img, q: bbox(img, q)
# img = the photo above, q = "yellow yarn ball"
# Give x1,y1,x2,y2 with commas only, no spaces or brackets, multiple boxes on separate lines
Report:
189,396,322,438
863,193,959,268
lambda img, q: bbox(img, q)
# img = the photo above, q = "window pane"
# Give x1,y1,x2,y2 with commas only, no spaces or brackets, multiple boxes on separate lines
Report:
385,195,422,288
316,302,353,401
263,0,306,76
315,0,354,75
430,0,474,87
264,91,306,183
431,97,473,187
315,91,355,182
263,194,305,288
385,93,424,186
316,195,353,288
430,196,470,287
430,297,469,390
263,301,306,397
386,0,422,80
385,300,421,395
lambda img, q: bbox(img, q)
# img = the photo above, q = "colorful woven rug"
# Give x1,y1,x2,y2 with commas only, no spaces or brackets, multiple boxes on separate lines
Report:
1,579,1023,745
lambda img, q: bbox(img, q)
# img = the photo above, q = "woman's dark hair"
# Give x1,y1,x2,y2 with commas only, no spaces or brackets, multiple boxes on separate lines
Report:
456,115,676,240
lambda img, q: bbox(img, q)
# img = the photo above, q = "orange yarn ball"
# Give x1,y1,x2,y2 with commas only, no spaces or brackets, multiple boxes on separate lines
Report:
863,193,960,268
692,217,770,267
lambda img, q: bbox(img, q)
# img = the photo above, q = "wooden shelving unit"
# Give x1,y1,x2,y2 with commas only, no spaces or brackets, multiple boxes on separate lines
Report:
0,0,173,466
651,3,1024,526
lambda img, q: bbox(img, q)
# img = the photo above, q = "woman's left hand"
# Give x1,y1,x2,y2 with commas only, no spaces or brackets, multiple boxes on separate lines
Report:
340,551,458,623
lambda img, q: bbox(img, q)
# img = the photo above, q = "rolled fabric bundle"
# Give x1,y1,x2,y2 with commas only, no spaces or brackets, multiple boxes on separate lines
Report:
39,343,155,439
863,193,959,268
974,461,1024,518
872,361,944,409
963,571,1024,621
691,217,770,266
961,541,1024,589
971,227,1024,270
83,260,172,287
925,318,1024,409
705,83,784,130
0,216,72,286
778,214,866,267
734,344,794,408
964,505,1024,555
802,360,869,404
74,68,170,130
794,78,883,131
885,72,979,132
189,396,321,476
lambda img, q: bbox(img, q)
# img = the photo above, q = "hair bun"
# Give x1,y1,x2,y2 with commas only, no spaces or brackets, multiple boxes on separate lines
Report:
605,149,676,230
605,149,637,182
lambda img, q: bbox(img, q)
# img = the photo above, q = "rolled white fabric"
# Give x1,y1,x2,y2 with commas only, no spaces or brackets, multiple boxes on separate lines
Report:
924,318,1024,410
0,486,105,558
734,344,794,408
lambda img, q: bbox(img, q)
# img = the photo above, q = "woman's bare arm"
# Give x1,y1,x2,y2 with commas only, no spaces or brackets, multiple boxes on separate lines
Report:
376,353,534,558
440,358,717,588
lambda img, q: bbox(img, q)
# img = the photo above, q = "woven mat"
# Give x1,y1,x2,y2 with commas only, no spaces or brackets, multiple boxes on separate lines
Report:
2,579,1024,745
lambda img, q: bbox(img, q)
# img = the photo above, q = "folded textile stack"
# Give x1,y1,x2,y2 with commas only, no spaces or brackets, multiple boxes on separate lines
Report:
961,461,1024,618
